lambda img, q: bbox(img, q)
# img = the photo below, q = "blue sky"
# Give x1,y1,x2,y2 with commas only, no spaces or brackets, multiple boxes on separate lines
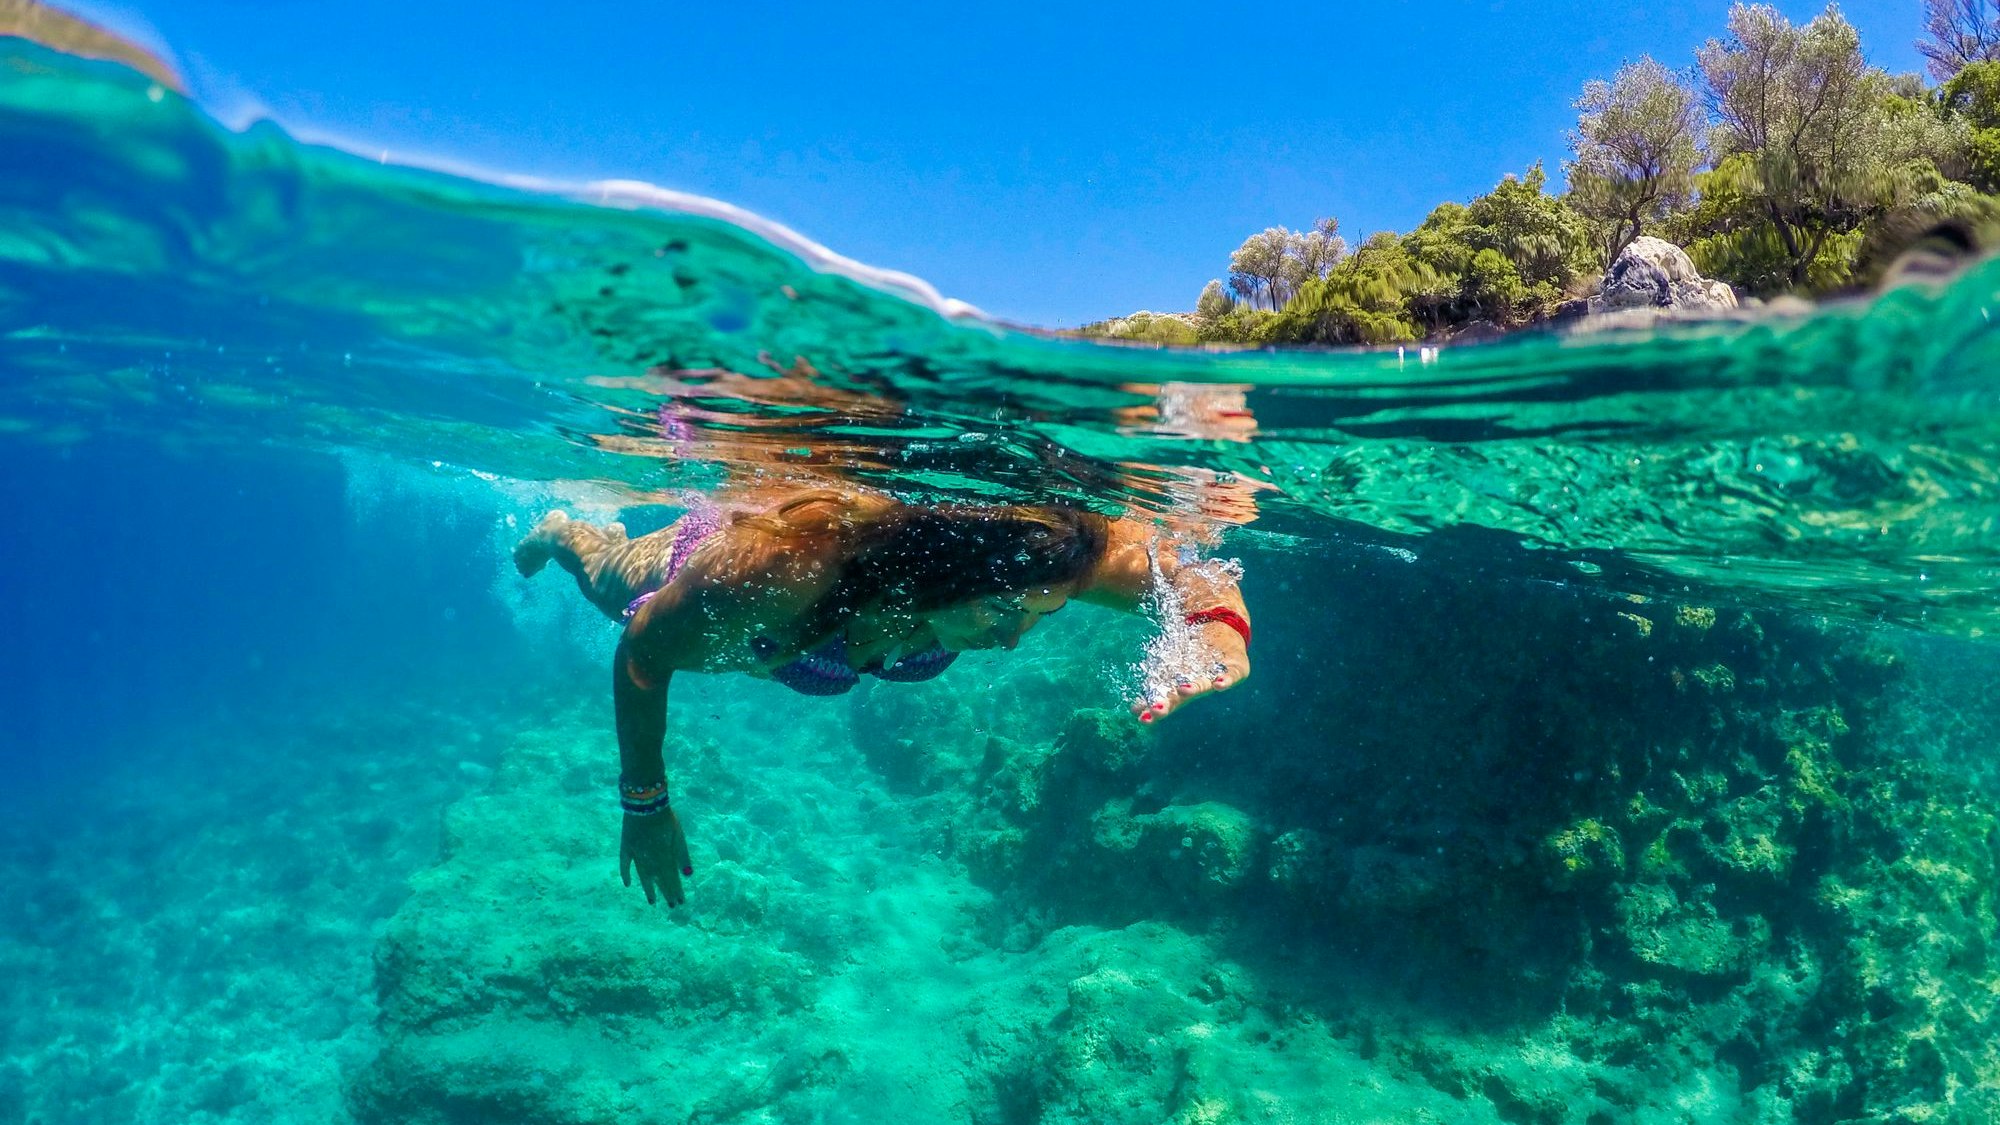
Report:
80,0,1930,326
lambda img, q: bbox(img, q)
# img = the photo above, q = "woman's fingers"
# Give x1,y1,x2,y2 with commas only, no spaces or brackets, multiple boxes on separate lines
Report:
669,808,694,878
622,832,656,904
1132,659,1248,722
622,836,663,905
1133,688,1195,723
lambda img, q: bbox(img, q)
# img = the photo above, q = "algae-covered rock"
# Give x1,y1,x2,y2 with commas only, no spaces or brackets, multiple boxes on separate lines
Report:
843,674,982,793
1676,605,1718,631
1034,965,1199,1121
355,680,1511,1125
1059,707,1152,776
0,697,511,1125
1090,799,1263,906
1540,817,1626,887
984,923,1489,1125
1339,844,1450,919
1806,763,2000,1121
1698,786,1794,881
350,694,881,1125
348,546,2000,1125
1615,883,1770,977
1393,1030,1602,1125
968,548,2000,1123
1265,827,1333,894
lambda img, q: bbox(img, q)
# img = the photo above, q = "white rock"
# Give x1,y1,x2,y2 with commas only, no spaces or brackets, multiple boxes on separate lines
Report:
1586,236,1738,317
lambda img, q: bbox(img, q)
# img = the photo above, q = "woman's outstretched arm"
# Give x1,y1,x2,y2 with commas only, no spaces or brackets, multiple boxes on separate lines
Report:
1077,518,1251,722
611,598,694,907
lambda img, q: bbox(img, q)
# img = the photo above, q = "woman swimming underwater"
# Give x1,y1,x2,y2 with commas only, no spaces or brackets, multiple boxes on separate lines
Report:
516,488,1252,908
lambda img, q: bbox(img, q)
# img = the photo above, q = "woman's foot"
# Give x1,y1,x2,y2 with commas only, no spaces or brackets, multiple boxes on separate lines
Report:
513,511,572,576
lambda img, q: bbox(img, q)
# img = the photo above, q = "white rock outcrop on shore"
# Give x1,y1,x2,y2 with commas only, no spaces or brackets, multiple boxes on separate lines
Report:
1587,236,1738,317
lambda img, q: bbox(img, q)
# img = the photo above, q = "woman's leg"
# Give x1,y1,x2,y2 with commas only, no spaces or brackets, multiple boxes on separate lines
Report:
515,511,681,621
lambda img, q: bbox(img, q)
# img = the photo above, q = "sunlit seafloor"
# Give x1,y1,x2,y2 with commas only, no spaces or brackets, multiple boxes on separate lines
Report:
5,40,2000,1125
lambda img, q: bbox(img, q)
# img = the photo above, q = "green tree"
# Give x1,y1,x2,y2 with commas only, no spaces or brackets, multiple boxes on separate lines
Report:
1461,248,1532,323
1226,221,1347,309
1227,228,1289,309
1566,57,1707,265
1196,307,1276,345
1673,153,1876,294
1263,237,1431,345
1071,312,1200,346
1944,58,2000,125
1462,164,1597,297
1696,3,1902,289
1944,60,2000,189
1404,201,1475,277
1395,171,1594,329
1400,206,1478,326
1880,80,1973,184
1456,161,1592,316
1294,217,1348,280
1194,278,1235,321
1371,227,1461,334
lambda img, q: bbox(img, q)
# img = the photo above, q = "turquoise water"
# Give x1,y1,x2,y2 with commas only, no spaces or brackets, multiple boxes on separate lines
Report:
5,40,2000,1125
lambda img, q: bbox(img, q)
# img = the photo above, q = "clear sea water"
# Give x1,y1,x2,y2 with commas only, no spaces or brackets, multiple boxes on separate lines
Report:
6,40,2000,1125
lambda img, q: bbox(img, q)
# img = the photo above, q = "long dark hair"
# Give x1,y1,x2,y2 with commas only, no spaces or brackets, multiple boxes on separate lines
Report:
740,492,1111,648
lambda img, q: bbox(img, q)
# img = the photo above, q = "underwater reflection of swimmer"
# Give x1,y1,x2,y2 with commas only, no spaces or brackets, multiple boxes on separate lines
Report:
514,489,1253,908
584,360,915,480
1112,381,1258,442
590,365,1261,488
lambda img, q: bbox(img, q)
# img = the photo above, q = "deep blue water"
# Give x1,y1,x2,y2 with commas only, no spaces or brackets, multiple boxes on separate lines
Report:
0,442,523,779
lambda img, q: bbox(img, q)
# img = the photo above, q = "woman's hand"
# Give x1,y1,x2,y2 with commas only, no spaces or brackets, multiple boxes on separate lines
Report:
1132,625,1250,723
620,808,694,907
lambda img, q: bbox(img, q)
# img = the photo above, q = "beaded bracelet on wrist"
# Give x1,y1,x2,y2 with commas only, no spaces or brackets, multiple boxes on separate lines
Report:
619,777,671,816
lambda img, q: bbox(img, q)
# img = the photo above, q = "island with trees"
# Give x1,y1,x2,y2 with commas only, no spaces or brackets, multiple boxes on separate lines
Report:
1077,1,2000,346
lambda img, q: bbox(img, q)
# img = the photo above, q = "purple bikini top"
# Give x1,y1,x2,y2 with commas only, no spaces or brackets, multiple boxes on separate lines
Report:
621,504,956,695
